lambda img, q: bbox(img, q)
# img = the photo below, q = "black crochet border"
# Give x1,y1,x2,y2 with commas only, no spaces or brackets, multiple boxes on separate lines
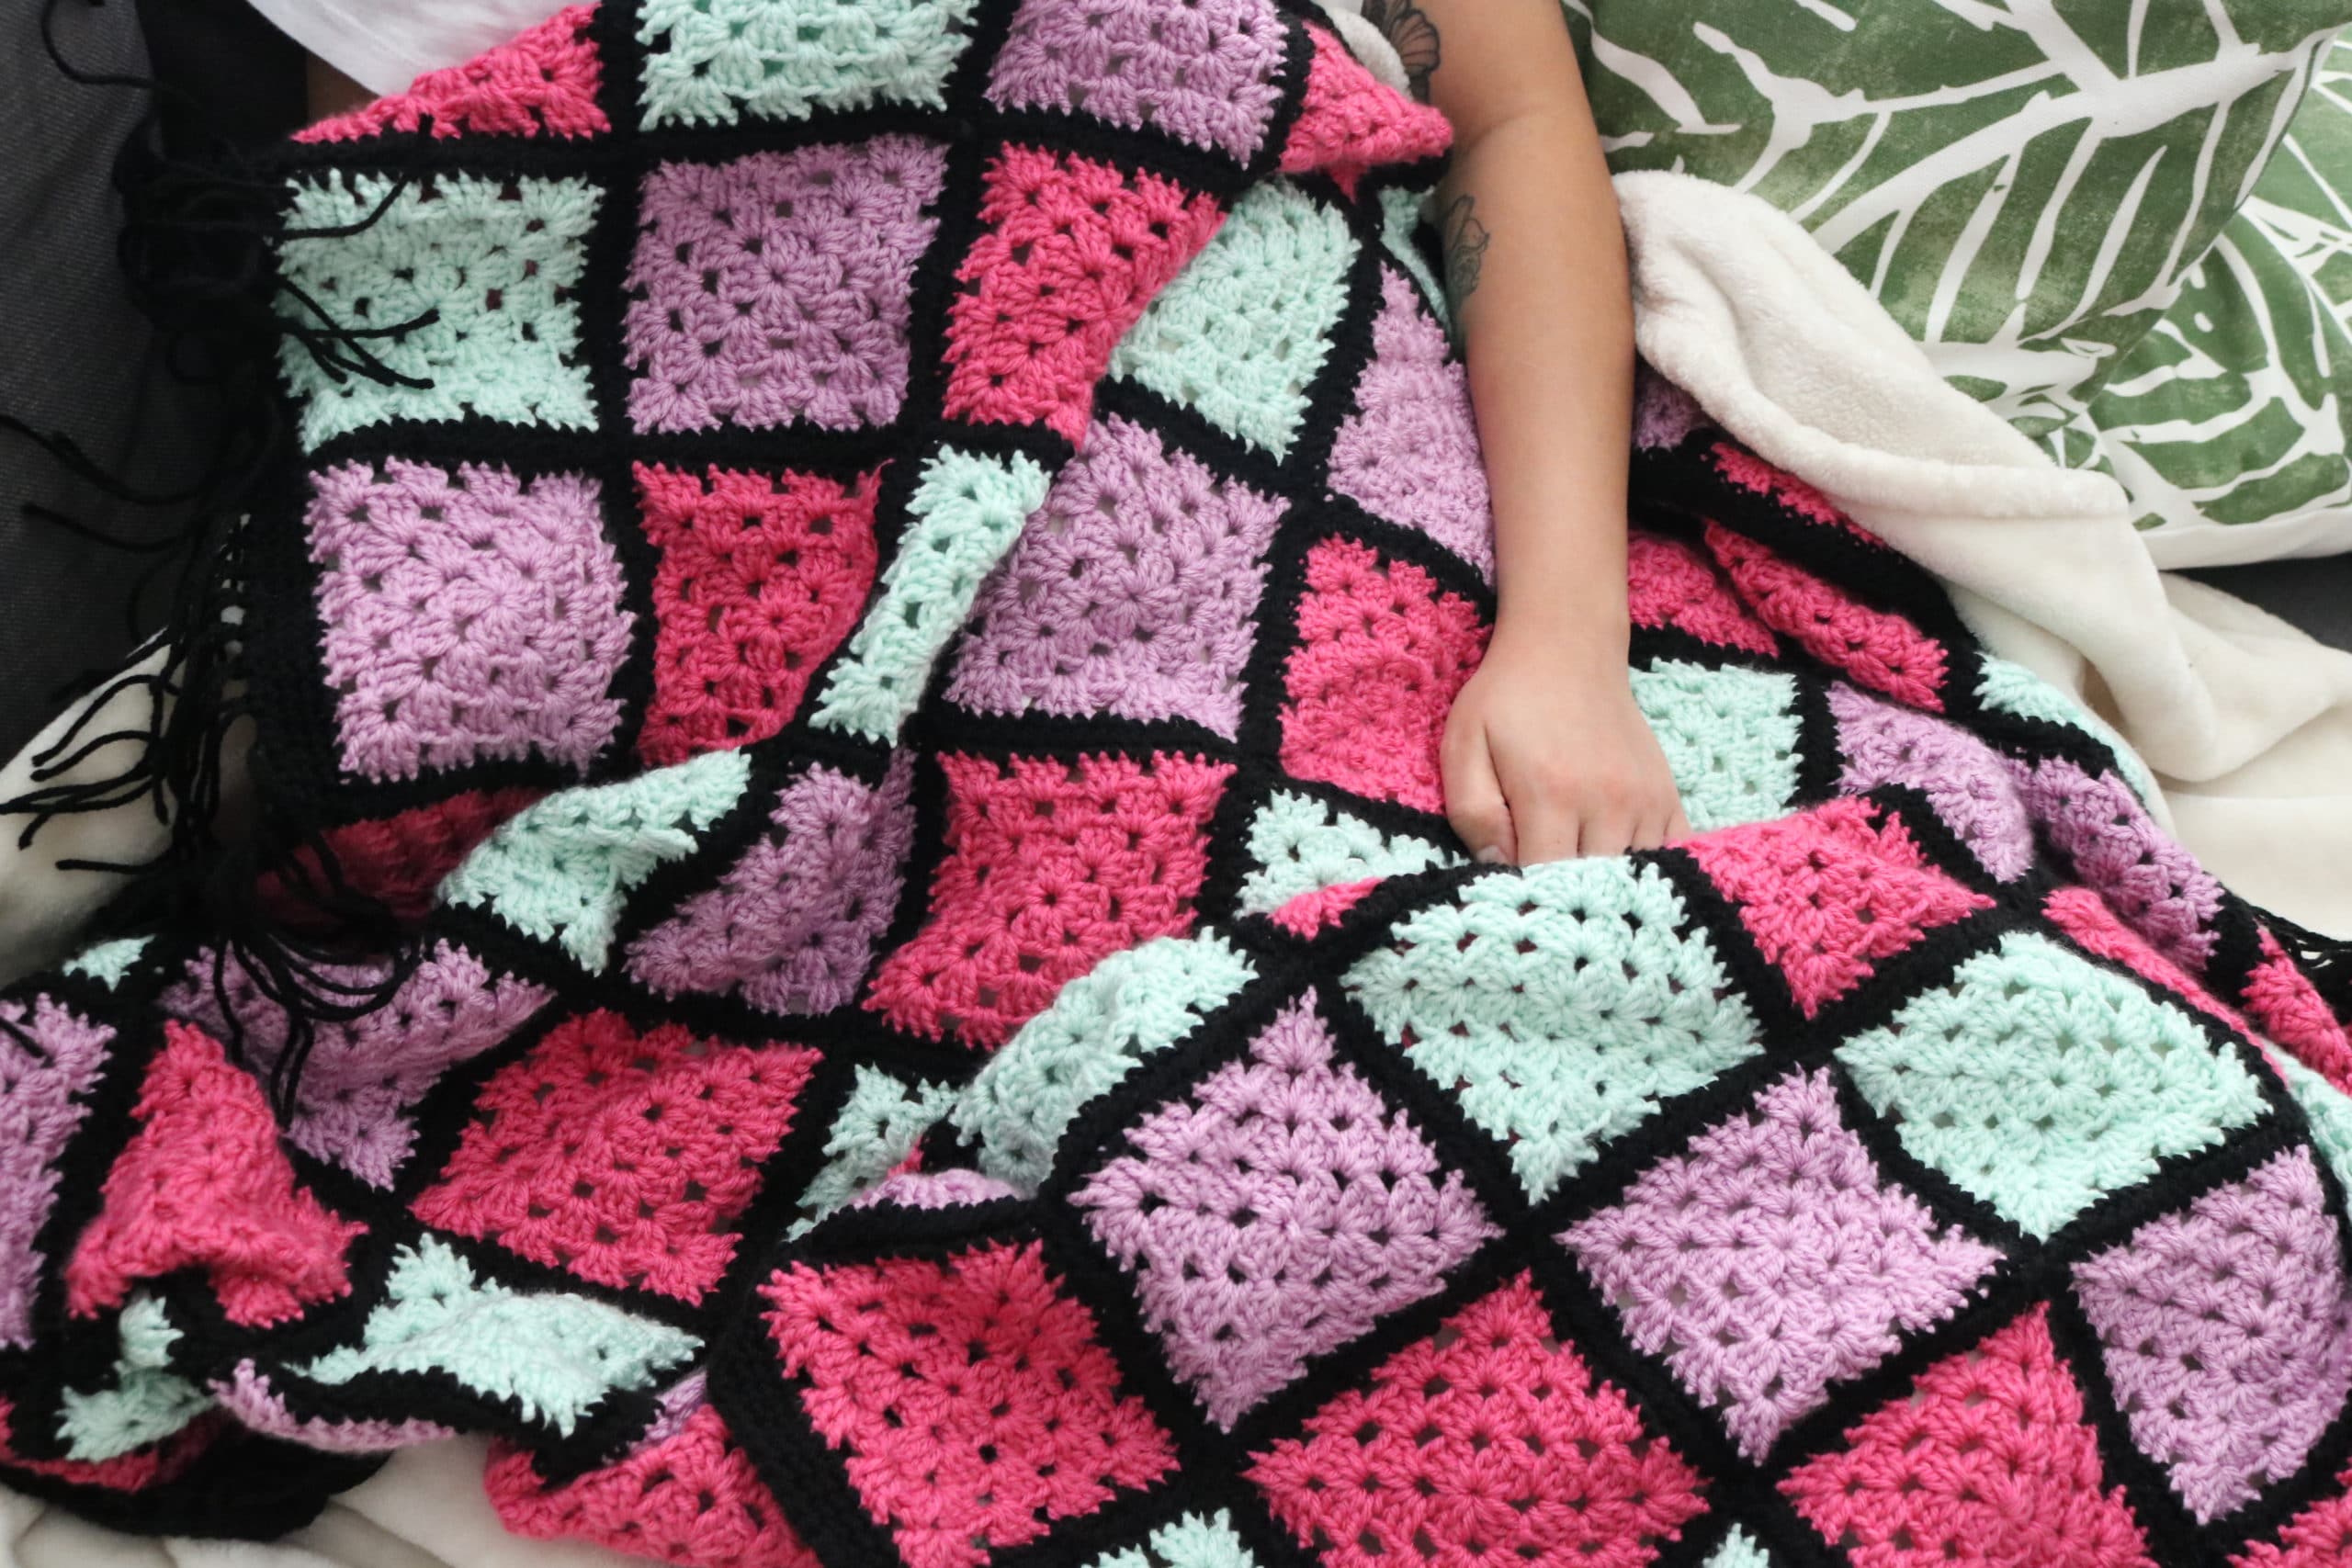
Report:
233,0,1328,832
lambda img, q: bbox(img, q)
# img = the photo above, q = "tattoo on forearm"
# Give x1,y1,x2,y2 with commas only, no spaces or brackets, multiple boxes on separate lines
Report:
1441,194,1489,313
1362,0,1440,103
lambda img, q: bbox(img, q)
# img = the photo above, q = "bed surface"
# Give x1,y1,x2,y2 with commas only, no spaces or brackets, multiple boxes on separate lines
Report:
2187,557,2352,651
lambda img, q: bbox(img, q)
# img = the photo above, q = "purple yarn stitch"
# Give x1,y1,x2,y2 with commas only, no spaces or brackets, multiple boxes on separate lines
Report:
2073,1146,2352,1522
1074,991,1498,1430
1831,683,2035,883
948,416,1286,739
1562,1067,2000,1460
628,755,918,1015
0,997,111,1350
1634,367,1709,452
626,137,946,434
641,1369,711,1447
164,942,552,1190
851,1168,1023,1211
307,459,634,783
212,1362,458,1452
987,0,1286,160
1327,268,1494,581
2012,756,2224,971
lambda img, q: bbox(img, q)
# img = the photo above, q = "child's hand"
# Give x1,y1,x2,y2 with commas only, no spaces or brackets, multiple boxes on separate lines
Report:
1441,632,1690,865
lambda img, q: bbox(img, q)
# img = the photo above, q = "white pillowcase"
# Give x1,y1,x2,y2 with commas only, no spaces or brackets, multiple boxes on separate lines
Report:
249,0,574,94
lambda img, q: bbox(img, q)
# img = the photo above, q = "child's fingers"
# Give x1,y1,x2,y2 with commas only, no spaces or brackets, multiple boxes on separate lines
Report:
1632,794,1690,851
1442,733,1517,866
1509,779,1581,866
1577,810,1636,861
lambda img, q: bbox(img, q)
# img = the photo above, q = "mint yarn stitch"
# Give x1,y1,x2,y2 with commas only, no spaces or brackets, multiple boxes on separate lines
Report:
637,0,981,129
1109,181,1358,458
440,750,751,969
1347,857,1763,1201
279,175,601,445
812,450,1051,742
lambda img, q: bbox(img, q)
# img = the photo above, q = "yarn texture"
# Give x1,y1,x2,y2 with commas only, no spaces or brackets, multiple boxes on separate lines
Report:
0,3,2347,1565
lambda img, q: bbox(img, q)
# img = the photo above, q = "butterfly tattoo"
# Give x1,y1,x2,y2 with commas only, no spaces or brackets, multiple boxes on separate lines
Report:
1361,0,1441,103
1440,194,1489,314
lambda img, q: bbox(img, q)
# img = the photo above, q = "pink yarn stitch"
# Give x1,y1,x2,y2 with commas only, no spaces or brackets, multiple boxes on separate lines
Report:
1281,536,1488,815
763,1239,1176,1568
487,1403,817,1568
1704,523,1948,710
987,0,1287,160
1687,798,1993,1019
1328,268,1495,581
1248,1274,1710,1568
1627,529,1779,655
306,458,633,783
1267,877,1379,938
0,1399,217,1493
1564,1068,1999,1459
948,416,1286,739
295,6,608,141
943,145,1225,442
2244,931,2352,1091
628,758,917,1017
1276,25,1452,196
635,462,883,764
414,1010,819,1303
1712,443,1882,546
2233,1462,2352,1568
1075,994,1498,1428
65,1023,365,1328
867,751,1232,1047
1781,1305,2155,1568
627,139,947,434
268,787,546,924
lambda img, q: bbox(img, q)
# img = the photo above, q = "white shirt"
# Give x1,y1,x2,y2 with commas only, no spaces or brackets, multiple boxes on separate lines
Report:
248,0,578,95
251,0,1407,99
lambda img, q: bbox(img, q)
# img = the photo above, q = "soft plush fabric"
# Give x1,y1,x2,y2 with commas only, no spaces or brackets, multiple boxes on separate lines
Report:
2,5,2351,1567
1567,0,2352,547
1617,168,2352,942
2089,38,2352,565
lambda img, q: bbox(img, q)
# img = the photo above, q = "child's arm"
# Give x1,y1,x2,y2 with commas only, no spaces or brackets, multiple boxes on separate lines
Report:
1392,0,1689,863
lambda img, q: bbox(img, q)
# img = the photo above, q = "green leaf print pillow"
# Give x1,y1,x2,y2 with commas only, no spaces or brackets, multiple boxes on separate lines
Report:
1566,0,2352,549
2086,38,2352,564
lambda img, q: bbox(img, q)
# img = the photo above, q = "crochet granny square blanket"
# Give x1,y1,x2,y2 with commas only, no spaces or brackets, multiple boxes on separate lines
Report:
6,4,2352,1566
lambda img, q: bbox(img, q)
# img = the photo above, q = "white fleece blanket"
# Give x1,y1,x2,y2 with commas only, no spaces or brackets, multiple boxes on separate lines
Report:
1620,169,2352,941
6,150,2352,1568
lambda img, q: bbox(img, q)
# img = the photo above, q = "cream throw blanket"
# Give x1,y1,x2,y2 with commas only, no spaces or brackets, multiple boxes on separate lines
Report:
1619,168,2352,939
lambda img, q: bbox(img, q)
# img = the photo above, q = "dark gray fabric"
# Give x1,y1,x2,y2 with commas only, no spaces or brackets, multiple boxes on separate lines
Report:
0,1,197,762
2184,558,2352,654
0,0,301,763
